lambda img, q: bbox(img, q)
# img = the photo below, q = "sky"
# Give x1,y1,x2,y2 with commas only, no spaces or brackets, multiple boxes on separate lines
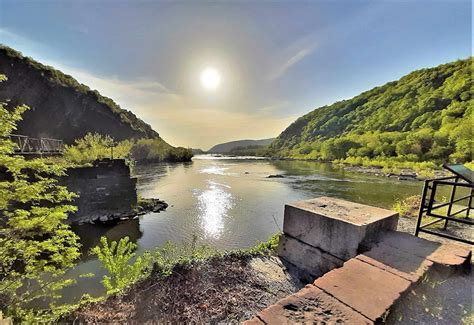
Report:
0,0,472,150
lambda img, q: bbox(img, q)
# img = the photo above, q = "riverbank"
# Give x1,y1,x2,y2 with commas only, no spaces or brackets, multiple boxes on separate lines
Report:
66,253,304,323
65,216,472,324
342,165,449,181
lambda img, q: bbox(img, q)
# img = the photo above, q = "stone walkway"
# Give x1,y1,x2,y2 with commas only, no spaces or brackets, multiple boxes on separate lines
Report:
245,231,471,324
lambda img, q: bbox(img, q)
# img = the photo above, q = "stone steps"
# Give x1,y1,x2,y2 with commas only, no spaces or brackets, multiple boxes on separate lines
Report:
245,231,471,324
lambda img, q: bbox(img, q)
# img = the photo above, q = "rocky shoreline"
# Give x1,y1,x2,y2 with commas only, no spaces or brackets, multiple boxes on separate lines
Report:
342,165,449,181
77,197,168,225
135,198,169,216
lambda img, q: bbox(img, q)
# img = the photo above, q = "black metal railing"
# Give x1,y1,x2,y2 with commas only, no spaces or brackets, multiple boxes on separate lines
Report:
414,174,473,245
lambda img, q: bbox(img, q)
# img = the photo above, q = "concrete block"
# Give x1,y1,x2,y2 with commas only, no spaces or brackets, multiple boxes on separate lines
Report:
277,234,344,277
252,284,372,324
356,244,433,283
314,258,411,322
377,231,472,272
282,196,398,260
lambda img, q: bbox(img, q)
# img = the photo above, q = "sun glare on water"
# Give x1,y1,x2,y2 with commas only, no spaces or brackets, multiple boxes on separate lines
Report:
200,67,221,91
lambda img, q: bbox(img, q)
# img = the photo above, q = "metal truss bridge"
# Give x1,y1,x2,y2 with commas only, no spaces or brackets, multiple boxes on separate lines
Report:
9,134,64,156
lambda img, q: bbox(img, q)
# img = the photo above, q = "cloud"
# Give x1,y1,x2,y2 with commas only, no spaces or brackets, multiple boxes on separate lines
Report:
1,28,296,149
269,43,317,80
40,60,294,149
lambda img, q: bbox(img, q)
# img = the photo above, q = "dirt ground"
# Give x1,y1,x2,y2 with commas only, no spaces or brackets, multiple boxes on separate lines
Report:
68,215,471,324
397,214,473,245
387,264,473,324
67,254,305,324
390,216,473,324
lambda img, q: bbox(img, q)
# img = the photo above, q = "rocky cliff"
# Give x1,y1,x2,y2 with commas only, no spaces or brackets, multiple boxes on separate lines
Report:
0,45,158,144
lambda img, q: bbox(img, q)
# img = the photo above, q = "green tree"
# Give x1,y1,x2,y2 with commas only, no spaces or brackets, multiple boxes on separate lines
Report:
0,74,80,321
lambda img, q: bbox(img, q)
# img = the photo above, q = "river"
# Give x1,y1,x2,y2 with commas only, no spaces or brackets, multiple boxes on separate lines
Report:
61,155,423,304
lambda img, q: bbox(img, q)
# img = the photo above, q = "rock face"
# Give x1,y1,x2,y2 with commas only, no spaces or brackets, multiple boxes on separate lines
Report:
60,159,138,224
0,45,158,144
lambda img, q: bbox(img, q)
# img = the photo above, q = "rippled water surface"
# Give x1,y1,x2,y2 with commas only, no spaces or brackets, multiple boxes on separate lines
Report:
62,156,424,303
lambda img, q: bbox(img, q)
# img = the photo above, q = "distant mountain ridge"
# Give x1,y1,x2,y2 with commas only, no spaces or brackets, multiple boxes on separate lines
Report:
208,138,275,153
270,58,472,164
0,45,158,144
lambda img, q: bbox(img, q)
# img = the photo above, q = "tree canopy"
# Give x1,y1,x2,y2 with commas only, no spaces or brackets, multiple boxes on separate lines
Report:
270,58,473,166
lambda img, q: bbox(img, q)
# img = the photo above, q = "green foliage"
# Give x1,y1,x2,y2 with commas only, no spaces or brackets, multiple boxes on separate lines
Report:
228,144,271,156
63,133,192,166
0,75,80,320
249,233,280,253
130,138,193,163
392,195,422,218
91,236,153,294
91,232,280,297
271,58,473,167
335,156,438,173
64,133,133,166
153,237,220,276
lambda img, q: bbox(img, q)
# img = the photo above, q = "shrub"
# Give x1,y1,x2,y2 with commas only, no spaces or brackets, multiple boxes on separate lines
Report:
91,236,153,294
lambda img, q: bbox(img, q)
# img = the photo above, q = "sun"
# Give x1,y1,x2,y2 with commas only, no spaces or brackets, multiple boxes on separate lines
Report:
200,67,221,91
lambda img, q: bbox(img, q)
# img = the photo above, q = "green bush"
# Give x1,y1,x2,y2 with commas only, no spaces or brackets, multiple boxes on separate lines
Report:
91,236,153,294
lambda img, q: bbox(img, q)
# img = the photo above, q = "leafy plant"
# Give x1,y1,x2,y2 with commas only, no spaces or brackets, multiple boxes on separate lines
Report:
0,74,81,321
91,236,153,294
392,195,422,218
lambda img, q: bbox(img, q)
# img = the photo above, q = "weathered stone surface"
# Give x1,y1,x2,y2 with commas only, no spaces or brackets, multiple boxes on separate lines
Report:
282,196,398,260
314,258,411,321
356,244,433,283
249,284,372,325
377,231,471,269
60,159,137,224
277,234,344,277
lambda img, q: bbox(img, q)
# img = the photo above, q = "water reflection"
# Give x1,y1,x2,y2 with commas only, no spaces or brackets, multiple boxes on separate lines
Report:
200,165,229,175
197,180,233,238
60,158,426,306
71,219,142,260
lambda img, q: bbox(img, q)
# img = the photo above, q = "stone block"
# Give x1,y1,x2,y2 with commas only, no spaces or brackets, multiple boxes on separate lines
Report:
378,231,472,270
277,234,344,277
356,243,433,283
282,196,398,260
314,258,411,322
252,284,372,324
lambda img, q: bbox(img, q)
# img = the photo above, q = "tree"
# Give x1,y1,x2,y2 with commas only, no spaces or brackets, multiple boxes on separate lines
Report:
0,74,80,321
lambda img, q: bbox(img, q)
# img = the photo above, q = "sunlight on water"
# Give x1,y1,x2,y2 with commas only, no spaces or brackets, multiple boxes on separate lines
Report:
197,180,234,238
200,165,229,175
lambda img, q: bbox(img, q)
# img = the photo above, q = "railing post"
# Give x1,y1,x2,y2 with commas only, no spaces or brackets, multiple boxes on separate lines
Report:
414,180,429,237
444,176,459,229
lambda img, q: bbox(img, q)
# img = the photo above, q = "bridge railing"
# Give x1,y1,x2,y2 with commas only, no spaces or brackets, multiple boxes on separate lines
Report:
8,134,64,155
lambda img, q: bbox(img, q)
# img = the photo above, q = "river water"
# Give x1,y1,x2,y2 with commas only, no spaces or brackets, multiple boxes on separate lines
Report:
61,155,423,303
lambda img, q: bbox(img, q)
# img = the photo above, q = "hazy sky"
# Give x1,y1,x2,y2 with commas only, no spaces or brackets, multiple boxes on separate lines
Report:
0,0,471,149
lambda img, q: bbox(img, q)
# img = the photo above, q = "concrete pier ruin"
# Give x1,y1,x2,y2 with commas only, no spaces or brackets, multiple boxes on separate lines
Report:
60,159,137,224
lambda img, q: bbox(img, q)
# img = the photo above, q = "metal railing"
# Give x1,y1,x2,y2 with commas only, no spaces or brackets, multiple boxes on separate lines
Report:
8,134,64,155
414,175,473,245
